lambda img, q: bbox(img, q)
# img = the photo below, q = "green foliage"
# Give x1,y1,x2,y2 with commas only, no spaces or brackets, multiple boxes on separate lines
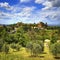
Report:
37,41,44,51
15,27,28,47
50,42,60,56
15,44,21,51
32,43,43,56
0,22,60,58
11,43,17,51
11,43,21,51
26,41,44,56
26,42,33,55
0,39,4,52
50,30,58,43
2,43,9,54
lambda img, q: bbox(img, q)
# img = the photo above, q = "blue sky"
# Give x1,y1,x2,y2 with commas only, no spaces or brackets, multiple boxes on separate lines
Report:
0,0,60,25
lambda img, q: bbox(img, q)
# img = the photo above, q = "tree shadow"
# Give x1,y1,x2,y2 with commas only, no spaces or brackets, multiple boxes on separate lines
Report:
54,57,60,59
29,55,45,58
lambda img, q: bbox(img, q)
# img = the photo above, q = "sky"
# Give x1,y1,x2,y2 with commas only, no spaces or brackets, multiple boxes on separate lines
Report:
0,0,60,25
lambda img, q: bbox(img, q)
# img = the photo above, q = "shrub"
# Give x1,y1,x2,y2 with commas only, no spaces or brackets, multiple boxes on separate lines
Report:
2,43,9,54
11,43,21,51
33,43,43,56
11,43,16,51
26,42,33,55
50,42,60,56
37,41,44,51
15,44,21,51
0,39,4,52
26,41,44,56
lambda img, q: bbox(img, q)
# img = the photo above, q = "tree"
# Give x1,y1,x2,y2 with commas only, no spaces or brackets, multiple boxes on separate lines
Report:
37,41,44,51
26,41,44,56
32,43,43,56
57,29,60,40
50,42,60,57
39,29,46,42
15,27,27,47
50,30,58,43
26,42,33,56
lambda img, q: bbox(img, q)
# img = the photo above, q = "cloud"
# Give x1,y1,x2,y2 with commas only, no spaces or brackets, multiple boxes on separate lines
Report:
0,5,60,24
0,0,60,25
0,6,36,24
42,1,52,10
20,0,31,3
35,0,60,10
47,0,60,7
22,6,35,12
0,2,13,10
50,0,60,7
47,12,60,20
0,11,13,20
12,6,35,17
0,2,9,7
35,0,44,4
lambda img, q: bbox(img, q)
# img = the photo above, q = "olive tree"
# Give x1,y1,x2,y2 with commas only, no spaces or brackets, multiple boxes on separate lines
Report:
26,41,44,56
50,42,60,57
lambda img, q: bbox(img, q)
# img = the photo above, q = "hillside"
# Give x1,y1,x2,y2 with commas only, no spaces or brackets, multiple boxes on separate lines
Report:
0,22,60,60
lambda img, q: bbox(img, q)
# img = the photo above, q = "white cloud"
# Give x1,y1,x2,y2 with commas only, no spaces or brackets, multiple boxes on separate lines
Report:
0,2,8,7
0,1,60,25
22,6,35,12
0,6,36,24
0,2,13,10
35,0,53,10
35,0,60,10
0,6,60,24
20,0,31,3
12,6,35,18
35,0,44,4
42,1,52,10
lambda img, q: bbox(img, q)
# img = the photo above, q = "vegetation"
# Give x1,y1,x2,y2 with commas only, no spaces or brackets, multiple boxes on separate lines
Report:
0,22,60,60
50,42,60,57
11,43,21,51
26,41,44,56
2,43,9,54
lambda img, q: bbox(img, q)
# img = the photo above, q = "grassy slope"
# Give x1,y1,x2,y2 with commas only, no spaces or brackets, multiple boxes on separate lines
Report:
0,42,55,60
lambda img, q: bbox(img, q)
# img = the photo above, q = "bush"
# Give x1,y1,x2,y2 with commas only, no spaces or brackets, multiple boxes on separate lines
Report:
37,41,44,51
2,43,9,54
0,39,4,52
26,42,33,55
26,41,44,56
11,43,16,51
11,43,21,51
33,43,43,56
15,44,21,51
50,42,60,57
